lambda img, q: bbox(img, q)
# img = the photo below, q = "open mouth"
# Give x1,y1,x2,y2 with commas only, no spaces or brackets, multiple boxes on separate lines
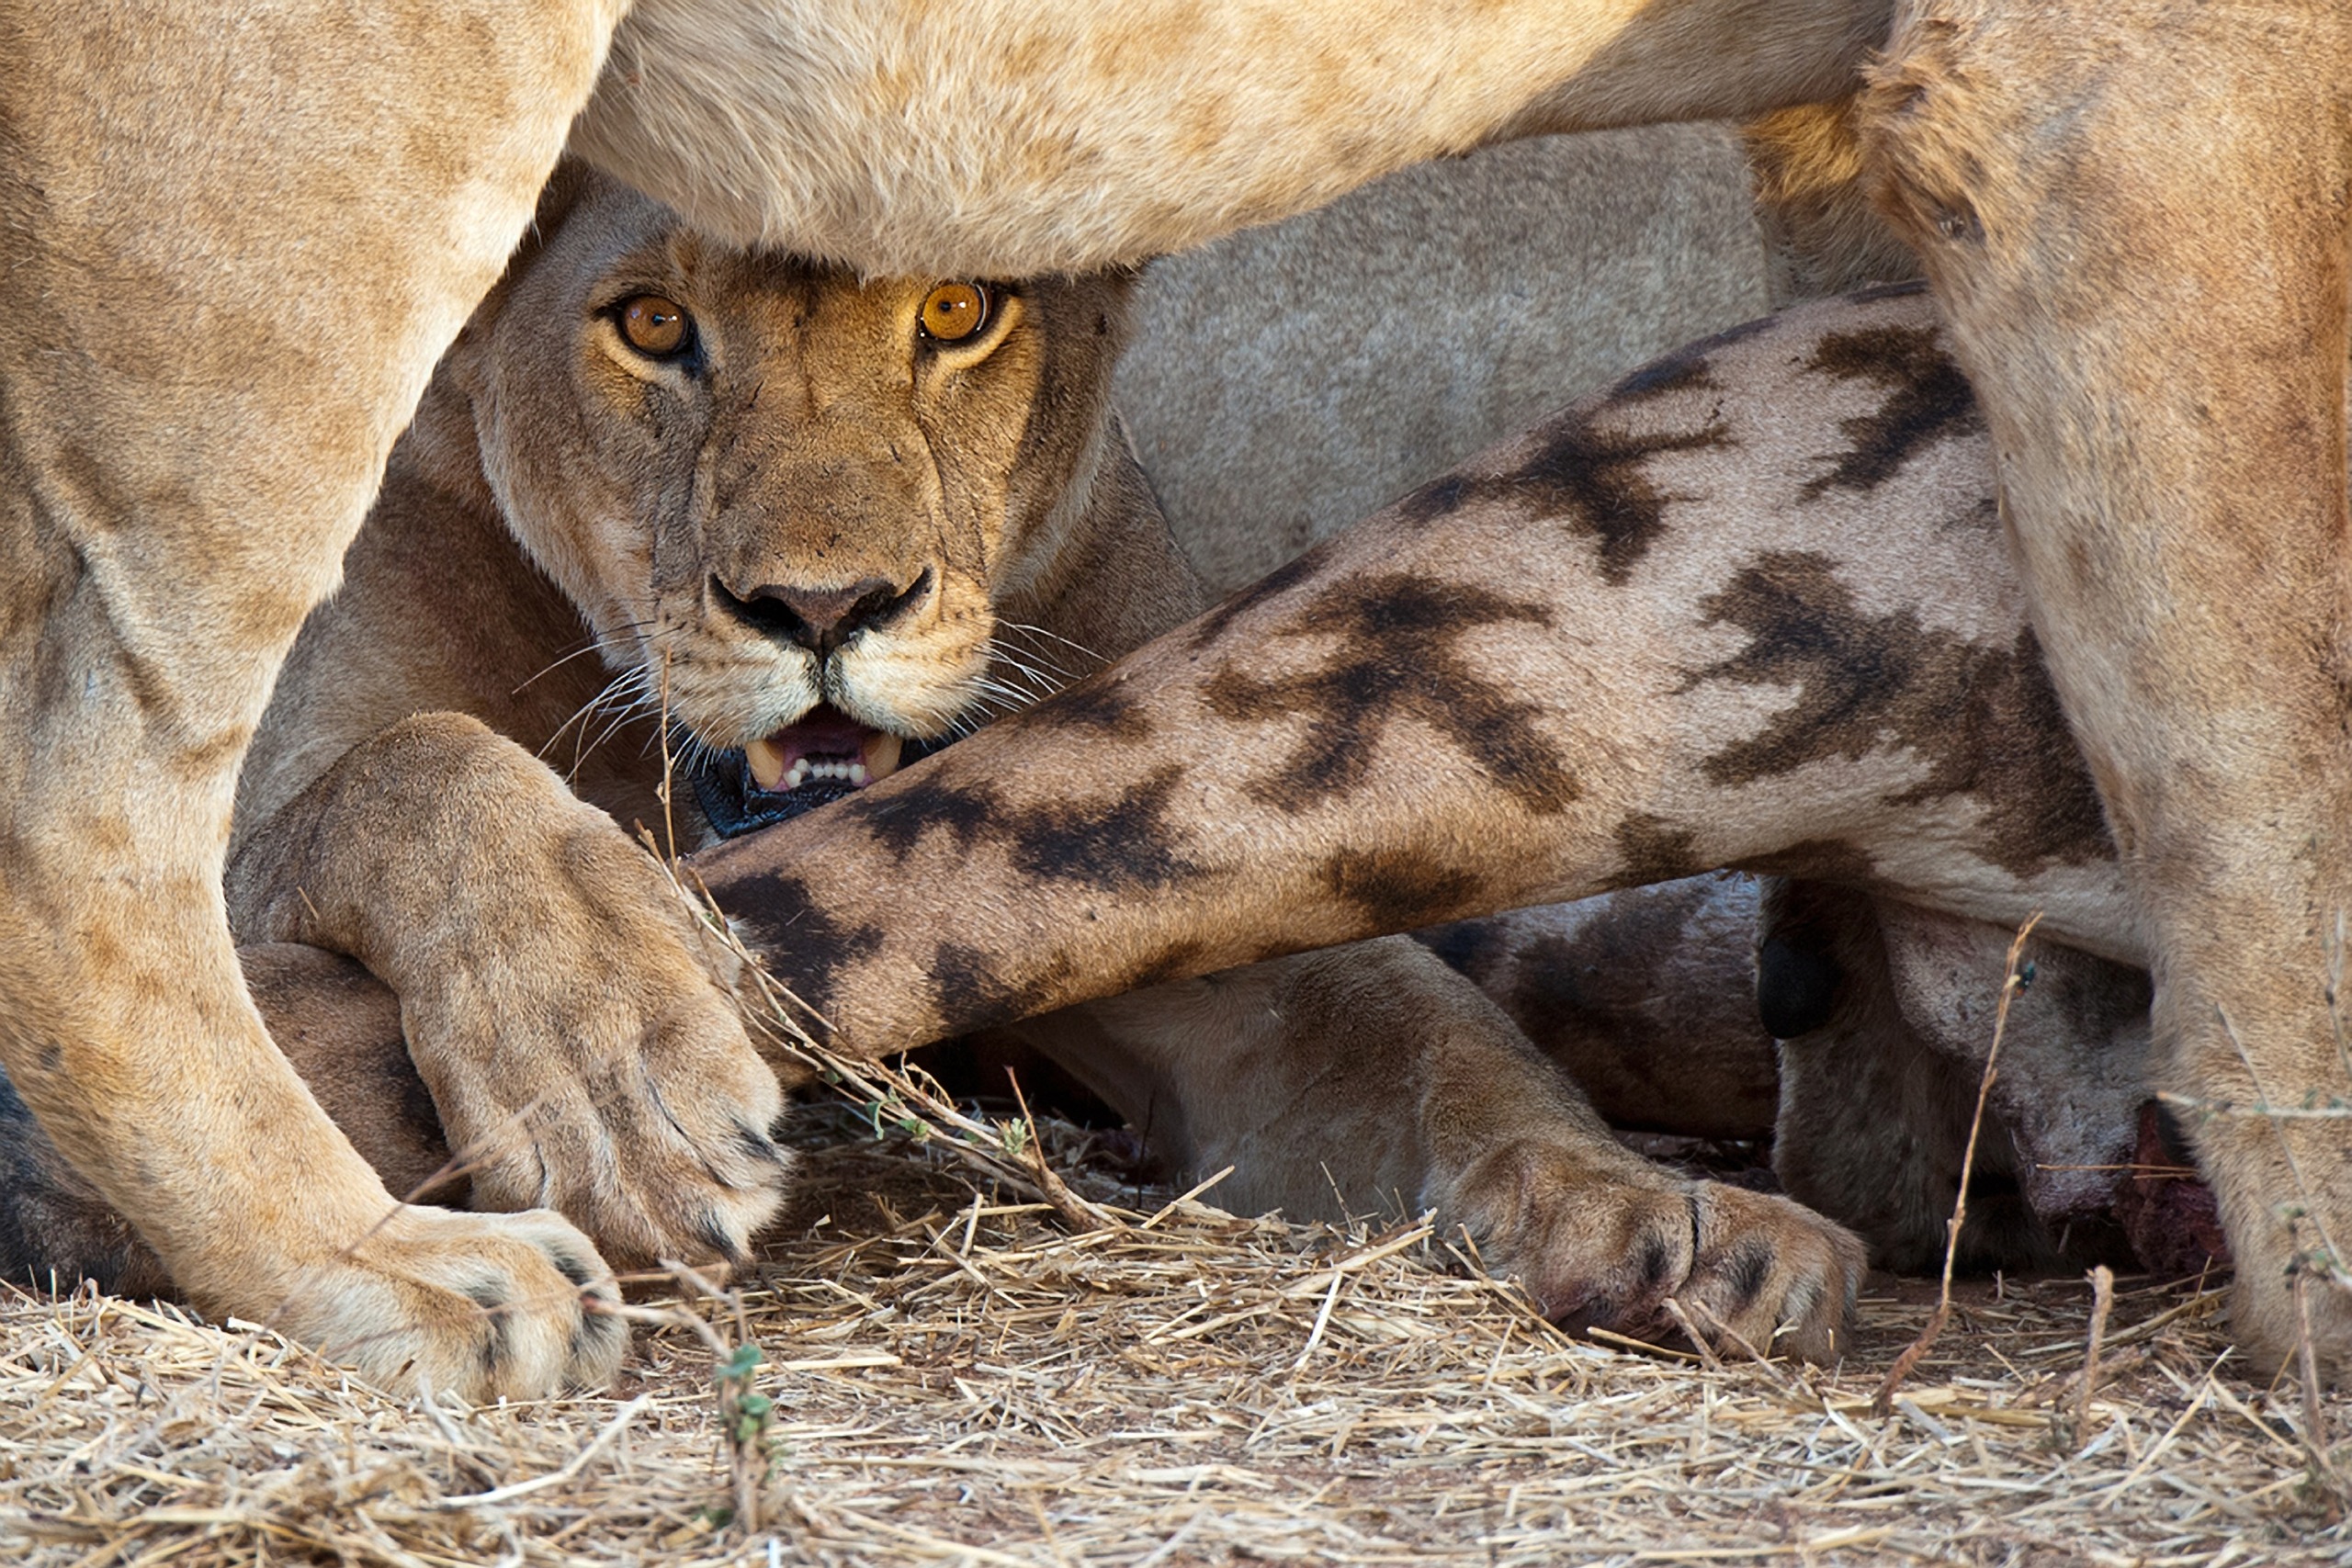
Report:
690,704,939,838
743,705,905,796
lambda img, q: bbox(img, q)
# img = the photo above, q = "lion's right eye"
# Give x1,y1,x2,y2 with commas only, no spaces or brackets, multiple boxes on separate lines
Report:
617,294,693,358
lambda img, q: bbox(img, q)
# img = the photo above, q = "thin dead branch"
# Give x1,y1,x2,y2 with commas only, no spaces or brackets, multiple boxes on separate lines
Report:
1877,911,2041,1415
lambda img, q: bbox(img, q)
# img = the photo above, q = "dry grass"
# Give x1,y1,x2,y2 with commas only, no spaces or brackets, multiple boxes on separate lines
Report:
3,1095,2347,1568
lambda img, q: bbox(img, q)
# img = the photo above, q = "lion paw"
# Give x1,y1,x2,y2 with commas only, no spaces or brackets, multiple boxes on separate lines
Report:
1439,1141,1865,1363
268,1205,627,1400
401,832,791,1274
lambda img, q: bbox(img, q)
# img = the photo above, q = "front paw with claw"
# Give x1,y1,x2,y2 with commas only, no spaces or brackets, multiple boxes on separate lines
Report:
398,827,792,1276
261,1204,628,1400
228,715,794,1276
1436,1138,1866,1363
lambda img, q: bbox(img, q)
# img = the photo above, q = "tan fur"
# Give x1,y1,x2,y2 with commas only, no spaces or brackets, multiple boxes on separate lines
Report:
1858,0,2352,1368
571,0,1888,268
208,169,1861,1362
0,0,629,1401
15,0,2344,1391
0,946,444,1304
1740,96,1924,306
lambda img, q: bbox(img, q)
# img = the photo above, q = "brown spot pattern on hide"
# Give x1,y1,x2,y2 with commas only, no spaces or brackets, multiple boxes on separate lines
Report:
729,873,887,1037
1521,405,1726,584
834,772,1008,863
839,758,1200,894
1693,552,2112,874
1185,546,1329,651
1396,406,1729,585
1320,846,1484,931
1603,315,1776,405
924,942,1069,1037
1614,814,1702,884
1043,666,1153,741
1799,322,1983,499
1203,573,1579,814
999,764,1201,893
1116,941,1215,992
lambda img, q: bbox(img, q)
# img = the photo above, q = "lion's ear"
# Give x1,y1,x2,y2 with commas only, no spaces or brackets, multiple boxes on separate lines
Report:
520,158,596,258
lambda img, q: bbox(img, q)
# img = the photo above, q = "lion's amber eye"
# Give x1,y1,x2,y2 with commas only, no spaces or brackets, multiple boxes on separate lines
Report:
618,294,692,357
919,282,991,344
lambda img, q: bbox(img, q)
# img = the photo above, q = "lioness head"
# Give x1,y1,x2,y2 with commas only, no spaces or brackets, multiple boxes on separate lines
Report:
449,166,1156,833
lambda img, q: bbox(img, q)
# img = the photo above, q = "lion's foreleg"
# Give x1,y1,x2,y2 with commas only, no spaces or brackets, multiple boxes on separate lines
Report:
0,1,625,1395
1864,0,2352,1371
0,946,445,1298
226,714,791,1276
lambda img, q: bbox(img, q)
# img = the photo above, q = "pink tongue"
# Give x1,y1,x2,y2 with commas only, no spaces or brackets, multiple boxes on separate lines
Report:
770,705,872,769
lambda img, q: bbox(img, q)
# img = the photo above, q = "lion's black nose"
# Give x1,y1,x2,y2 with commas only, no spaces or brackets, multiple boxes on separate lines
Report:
713,570,930,657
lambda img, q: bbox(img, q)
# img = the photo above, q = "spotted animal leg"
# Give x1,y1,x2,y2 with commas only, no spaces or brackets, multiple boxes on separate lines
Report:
696,291,2113,1063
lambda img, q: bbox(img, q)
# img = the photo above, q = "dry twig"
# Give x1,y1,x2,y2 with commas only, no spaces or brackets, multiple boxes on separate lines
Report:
1877,911,2041,1415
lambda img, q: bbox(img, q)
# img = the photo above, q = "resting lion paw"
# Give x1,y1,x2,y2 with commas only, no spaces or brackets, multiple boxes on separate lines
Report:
271,1205,627,1400
1437,1139,1864,1363
228,713,792,1277
400,826,791,1275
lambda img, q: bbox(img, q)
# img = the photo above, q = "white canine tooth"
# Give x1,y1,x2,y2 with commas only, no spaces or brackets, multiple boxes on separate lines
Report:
745,737,786,792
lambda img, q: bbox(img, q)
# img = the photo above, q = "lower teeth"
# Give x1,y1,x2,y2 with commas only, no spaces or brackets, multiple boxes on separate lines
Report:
779,758,867,791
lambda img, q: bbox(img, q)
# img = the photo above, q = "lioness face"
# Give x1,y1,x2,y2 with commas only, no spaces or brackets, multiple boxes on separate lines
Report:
462,170,1136,828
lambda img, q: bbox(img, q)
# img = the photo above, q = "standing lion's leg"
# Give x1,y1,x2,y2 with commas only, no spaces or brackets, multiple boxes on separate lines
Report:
0,947,445,1301
1861,0,2352,1371
0,3,626,1396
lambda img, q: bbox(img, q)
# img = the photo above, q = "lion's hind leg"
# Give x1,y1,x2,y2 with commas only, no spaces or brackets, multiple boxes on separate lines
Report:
1011,940,1865,1363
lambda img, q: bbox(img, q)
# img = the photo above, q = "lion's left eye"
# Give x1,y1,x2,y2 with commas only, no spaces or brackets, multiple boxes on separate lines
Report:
918,282,991,344
616,294,694,358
